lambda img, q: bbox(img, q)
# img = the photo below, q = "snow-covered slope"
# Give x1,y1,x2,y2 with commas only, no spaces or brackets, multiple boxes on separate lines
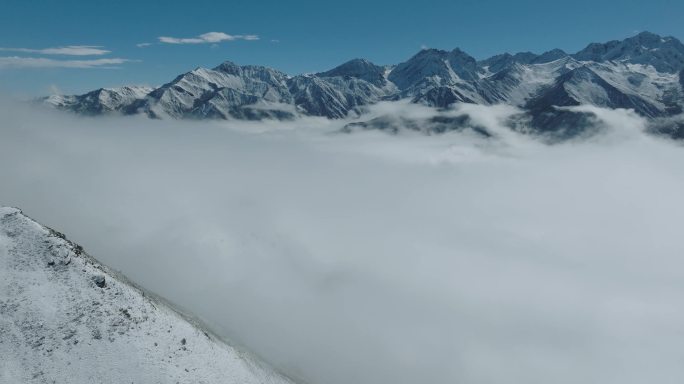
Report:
317,58,389,87
388,48,485,106
288,74,391,118
40,31,684,138
43,86,154,115
573,31,684,73
130,62,294,120
0,207,295,384
478,57,580,106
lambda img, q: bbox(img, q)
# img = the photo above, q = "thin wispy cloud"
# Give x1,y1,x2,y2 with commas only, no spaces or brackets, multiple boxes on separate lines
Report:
158,32,259,44
0,45,110,56
136,43,152,48
0,56,132,69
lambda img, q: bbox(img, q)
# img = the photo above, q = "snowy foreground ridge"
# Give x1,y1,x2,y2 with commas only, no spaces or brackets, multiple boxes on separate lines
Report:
0,207,294,384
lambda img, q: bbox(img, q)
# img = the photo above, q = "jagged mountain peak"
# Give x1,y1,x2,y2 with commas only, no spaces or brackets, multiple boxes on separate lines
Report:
637,30,666,40
388,49,452,90
399,47,473,64
213,60,239,71
480,52,514,62
533,49,568,64
631,30,676,43
416,47,450,56
513,51,539,61
479,51,539,73
449,47,474,57
399,48,450,65
40,32,684,139
213,60,278,72
42,85,154,115
389,46,480,89
132,60,293,119
574,31,684,72
320,58,378,72
81,85,153,98
212,61,290,81
480,49,569,73
447,47,477,61
556,64,601,82
446,48,479,80
478,52,512,72
317,58,387,86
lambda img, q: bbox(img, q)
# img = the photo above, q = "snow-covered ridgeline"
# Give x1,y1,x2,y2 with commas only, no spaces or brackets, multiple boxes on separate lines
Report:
0,207,295,384
40,31,684,138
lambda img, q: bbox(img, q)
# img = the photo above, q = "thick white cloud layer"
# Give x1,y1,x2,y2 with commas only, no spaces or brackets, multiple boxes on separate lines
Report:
1,101,684,384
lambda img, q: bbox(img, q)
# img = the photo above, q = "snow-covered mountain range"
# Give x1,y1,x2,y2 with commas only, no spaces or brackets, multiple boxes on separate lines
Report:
0,207,295,384
42,32,684,138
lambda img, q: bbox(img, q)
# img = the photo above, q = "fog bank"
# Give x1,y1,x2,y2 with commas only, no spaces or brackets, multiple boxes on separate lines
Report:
2,101,684,384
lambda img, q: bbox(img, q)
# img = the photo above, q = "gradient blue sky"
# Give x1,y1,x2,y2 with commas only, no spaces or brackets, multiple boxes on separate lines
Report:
1,0,682,96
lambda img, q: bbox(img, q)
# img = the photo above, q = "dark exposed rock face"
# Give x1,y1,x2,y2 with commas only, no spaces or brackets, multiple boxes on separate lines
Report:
93,275,106,288
342,112,493,136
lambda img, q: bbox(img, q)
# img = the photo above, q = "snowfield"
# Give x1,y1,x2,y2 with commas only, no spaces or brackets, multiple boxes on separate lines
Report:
0,207,294,384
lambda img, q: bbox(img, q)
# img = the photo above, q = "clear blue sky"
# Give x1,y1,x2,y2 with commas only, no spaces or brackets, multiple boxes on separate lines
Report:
1,0,682,96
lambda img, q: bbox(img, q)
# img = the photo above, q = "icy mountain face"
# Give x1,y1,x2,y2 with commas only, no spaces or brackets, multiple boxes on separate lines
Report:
533,49,569,64
529,65,667,115
478,52,539,74
288,58,397,119
478,57,580,106
317,58,389,87
105,60,390,120
478,50,569,75
41,32,684,138
0,207,295,384
131,62,294,119
523,61,683,137
386,48,487,107
42,86,154,115
573,31,684,73
287,74,390,118
388,48,480,89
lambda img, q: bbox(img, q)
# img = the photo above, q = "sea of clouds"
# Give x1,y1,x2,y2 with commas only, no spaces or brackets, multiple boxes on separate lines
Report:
2,100,684,384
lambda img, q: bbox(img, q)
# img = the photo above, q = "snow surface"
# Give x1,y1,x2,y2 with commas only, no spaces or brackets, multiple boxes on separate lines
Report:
0,207,295,384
